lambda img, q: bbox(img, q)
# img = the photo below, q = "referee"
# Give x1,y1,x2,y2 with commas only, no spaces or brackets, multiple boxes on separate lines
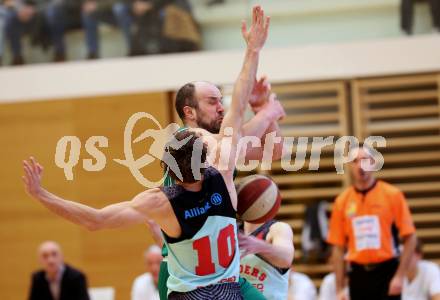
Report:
327,144,417,300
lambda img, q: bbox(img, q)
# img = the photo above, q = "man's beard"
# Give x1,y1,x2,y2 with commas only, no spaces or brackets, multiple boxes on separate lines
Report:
196,115,222,134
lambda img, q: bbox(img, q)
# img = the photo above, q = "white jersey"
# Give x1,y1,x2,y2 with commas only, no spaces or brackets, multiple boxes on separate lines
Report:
288,272,317,300
319,273,349,300
240,220,290,300
131,273,160,300
403,260,440,300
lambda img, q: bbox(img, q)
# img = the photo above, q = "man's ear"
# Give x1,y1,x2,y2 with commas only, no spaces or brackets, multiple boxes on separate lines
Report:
182,106,196,121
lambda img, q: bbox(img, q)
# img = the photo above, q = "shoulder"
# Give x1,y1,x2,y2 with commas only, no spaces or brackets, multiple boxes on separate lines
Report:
378,181,402,197
203,166,221,179
321,272,335,285
133,188,168,210
334,187,355,206
291,272,314,287
269,221,293,237
133,273,152,286
64,265,86,279
419,260,440,275
31,270,45,281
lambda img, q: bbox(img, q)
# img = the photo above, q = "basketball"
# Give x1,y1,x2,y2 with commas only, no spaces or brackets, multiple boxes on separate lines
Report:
236,174,282,224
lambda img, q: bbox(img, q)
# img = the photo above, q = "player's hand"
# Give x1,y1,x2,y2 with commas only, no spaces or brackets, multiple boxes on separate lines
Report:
238,232,265,257
241,5,270,52
249,76,271,113
388,274,403,295
22,157,44,198
259,93,285,121
337,290,349,300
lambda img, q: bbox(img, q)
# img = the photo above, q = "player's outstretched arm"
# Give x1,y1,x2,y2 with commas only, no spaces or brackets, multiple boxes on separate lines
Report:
241,91,285,161
22,157,159,231
239,222,294,268
221,6,270,139
216,6,270,173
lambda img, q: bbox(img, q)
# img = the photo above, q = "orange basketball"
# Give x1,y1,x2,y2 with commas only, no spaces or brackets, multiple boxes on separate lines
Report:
236,175,282,224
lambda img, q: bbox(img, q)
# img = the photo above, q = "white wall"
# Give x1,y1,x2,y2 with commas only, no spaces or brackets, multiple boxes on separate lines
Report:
1,34,439,103
194,0,435,50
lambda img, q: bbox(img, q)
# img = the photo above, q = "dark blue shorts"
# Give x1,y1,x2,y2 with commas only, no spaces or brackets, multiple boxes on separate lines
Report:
168,282,243,300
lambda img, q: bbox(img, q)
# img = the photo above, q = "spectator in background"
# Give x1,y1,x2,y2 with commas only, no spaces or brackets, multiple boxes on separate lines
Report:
5,0,66,65
129,0,164,55
287,271,317,300
160,0,201,53
0,1,8,65
131,245,163,300
401,0,440,34
81,0,132,58
319,256,349,300
28,241,90,300
129,0,201,55
327,144,417,300
402,238,440,300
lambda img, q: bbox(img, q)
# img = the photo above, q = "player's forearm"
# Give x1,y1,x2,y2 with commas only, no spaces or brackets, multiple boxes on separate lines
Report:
333,246,346,293
229,49,260,129
395,233,416,278
255,240,294,268
34,189,101,231
431,294,440,300
262,121,283,161
242,109,273,139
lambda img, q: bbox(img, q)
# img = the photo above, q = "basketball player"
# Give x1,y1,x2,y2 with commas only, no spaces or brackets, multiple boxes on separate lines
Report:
23,5,272,299
238,211,294,300
157,79,285,300
156,9,286,300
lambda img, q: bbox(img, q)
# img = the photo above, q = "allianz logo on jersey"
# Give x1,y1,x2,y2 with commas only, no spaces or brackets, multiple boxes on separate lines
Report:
184,193,223,219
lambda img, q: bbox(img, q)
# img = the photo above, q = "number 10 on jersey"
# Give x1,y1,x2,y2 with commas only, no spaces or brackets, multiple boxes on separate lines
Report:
192,224,236,276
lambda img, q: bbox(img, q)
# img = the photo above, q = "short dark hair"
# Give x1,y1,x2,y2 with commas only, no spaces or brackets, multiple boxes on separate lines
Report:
161,130,208,183
175,83,197,121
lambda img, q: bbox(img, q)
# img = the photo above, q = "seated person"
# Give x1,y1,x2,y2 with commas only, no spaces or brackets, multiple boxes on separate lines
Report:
0,0,9,64
318,255,349,300
287,271,317,300
131,245,162,300
28,241,90,300
402,238,440,300
5,0,65,64
80,0,132,58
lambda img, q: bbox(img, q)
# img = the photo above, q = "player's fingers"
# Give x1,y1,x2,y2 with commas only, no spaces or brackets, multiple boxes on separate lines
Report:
252,6,258,25
241,20,247,38
259,9,264,27
23,164,33,182
30,156,38,174
269,92,276,102
264,16,271,36
22,175,29,186
36,163,43,175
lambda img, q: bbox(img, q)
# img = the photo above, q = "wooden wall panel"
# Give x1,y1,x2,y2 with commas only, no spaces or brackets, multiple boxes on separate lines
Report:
0,92,170,300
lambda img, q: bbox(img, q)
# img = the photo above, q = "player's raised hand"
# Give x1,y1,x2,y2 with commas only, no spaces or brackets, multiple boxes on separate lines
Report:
249,76,271,112
260,93,286,121
22,157,44,198
241,5,270,52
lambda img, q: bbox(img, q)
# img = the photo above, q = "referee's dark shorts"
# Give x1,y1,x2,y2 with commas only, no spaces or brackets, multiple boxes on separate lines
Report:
349,258,400,300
